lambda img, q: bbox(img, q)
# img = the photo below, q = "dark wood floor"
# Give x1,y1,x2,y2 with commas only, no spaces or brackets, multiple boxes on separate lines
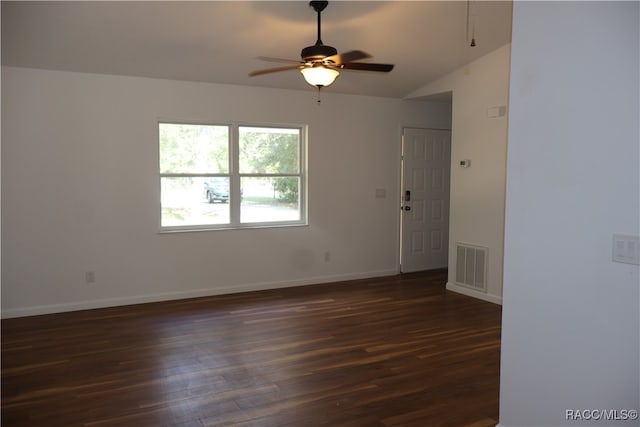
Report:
2,270,502,427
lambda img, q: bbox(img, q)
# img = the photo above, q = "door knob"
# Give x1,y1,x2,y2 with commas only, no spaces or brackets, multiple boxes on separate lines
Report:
404,206,411,211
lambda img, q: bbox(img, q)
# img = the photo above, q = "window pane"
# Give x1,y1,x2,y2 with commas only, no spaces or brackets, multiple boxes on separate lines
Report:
161,177,230,227
241,177,300,223
239,127,300,174
159,123,229,174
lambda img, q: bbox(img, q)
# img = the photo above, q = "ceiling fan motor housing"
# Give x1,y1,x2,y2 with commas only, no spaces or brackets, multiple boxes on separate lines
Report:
301,44,338,61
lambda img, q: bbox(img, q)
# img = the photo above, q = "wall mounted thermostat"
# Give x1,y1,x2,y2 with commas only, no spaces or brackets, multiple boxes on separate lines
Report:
460,159,471,168
487,105,507,118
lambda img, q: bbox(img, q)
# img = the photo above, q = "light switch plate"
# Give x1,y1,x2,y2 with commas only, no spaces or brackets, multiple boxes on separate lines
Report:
612,234,640,265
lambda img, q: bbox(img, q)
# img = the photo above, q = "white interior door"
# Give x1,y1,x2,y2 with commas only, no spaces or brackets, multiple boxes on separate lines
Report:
400,128,451,273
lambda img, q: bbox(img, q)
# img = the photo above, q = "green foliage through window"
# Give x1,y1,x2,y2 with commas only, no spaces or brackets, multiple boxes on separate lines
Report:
239,127,300,174
159,123,229,174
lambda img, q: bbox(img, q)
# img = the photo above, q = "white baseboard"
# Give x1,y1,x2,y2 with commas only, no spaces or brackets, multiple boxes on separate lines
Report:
1,269,399,319
446,281,502,305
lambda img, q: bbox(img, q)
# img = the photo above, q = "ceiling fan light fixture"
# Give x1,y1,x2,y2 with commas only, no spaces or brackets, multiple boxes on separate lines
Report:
300,66,339,87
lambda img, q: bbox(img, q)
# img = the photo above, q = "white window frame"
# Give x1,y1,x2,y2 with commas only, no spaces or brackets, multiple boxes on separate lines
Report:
158,121,308,232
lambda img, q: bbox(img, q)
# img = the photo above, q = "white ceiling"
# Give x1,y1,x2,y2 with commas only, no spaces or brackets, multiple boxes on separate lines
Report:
1,1,513,99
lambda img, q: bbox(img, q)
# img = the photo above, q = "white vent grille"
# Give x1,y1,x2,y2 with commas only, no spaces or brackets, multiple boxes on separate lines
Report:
455,243,488,292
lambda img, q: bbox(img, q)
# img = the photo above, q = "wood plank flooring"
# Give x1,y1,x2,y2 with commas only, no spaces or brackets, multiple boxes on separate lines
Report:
2,270,502,427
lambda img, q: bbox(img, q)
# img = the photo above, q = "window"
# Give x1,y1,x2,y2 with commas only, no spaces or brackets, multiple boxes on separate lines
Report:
159,122,306,231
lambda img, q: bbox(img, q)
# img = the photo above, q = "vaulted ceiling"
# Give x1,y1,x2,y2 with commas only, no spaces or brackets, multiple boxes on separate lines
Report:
2,1,512,98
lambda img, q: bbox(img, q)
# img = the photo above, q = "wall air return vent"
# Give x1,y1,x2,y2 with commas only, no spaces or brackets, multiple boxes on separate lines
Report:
455,243,488,292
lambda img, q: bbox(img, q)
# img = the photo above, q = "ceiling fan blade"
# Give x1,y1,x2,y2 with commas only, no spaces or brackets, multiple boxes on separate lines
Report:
249,64,303,77
257,56,302,64
325,50,371,65
339,62,395,72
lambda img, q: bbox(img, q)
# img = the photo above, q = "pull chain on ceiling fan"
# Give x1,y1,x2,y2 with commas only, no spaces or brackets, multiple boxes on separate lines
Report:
249,1,394,93
467,0,478,47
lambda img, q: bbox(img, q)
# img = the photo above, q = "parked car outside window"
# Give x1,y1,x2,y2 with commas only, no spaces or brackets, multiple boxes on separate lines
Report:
204,178,229,203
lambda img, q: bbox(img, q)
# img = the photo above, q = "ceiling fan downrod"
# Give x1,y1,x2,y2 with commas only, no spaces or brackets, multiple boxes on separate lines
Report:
301,1,337,60
311,1,328,45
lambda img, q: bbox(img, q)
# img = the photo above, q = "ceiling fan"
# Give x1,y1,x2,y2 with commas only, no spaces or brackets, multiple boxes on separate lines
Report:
248,1,394,91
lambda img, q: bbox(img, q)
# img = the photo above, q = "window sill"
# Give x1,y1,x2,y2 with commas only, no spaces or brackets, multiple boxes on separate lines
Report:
158,221,309,234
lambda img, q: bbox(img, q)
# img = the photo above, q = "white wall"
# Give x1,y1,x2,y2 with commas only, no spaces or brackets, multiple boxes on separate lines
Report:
407,44,511,304
1,66,451,317
499,2,639,426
